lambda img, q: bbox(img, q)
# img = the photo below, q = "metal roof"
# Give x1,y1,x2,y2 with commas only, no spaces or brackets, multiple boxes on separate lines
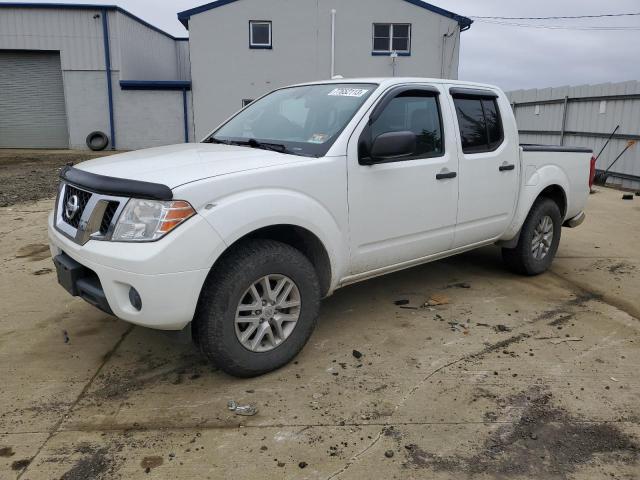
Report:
0,3,189,41
177,0,473,30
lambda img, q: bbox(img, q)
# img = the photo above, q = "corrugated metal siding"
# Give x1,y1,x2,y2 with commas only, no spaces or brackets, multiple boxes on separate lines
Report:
0,51,69,148
509,81,640,190
116,11,182,81
0,7,119,71
176,41,191,81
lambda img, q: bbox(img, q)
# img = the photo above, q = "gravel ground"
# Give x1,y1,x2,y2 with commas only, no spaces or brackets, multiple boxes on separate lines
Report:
0,150,119,207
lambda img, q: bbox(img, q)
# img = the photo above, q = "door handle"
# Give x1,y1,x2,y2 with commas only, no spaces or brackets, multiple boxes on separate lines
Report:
436,171,457,180
499,164,516,172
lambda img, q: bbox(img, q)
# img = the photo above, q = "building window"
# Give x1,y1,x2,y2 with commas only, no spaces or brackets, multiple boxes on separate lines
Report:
242,99,254,107
250,21,272,49
452,96,504,154
372,23,411,55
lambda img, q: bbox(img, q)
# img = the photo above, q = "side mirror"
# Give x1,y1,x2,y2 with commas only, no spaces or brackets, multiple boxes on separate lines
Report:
367,131,416,164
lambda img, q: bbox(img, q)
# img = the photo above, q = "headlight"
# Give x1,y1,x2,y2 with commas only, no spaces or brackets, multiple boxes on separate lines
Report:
111,199,195,242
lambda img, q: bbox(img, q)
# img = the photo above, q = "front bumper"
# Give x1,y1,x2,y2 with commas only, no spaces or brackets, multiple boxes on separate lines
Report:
48,212,227,330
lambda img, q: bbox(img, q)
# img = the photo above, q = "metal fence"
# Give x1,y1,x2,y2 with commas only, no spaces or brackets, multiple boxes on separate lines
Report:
507,81,640,190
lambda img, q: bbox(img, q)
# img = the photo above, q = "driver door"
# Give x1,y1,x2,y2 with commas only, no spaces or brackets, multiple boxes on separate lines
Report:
346,85,459,276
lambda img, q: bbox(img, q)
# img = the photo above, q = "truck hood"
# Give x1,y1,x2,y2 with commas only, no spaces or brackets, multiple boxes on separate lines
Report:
76,143,305,188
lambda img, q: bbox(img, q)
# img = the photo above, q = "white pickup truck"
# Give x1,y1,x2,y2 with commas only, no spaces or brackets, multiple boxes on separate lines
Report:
49,78,594,376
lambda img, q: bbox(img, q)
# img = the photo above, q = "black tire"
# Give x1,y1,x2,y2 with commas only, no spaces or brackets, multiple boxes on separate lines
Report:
193,239,321,377
86,131,109,151
502,198,562,276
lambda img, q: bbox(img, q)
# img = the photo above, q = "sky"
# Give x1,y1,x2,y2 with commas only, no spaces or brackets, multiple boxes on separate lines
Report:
16,0,640,91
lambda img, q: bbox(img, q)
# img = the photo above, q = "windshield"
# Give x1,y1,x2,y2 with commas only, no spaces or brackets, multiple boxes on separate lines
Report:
206,83,377,157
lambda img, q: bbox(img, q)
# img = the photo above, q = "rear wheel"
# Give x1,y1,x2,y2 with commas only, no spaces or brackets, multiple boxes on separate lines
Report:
502,198,562,276
193,239,320,377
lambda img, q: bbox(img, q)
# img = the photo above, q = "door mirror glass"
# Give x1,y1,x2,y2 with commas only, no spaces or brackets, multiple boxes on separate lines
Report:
369,131,416,162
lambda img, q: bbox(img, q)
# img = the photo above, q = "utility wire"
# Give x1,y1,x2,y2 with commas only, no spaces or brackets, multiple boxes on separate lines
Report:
470,13,640,20
474,19,640,31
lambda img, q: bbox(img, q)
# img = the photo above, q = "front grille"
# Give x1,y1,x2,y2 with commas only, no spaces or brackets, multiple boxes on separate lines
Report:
62,185,92,228
100,201,120,235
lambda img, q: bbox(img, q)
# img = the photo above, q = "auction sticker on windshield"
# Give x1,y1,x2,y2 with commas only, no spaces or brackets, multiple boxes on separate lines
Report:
328,87,370,97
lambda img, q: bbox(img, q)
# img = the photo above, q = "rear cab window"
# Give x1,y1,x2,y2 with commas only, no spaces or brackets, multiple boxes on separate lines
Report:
451,88,504,154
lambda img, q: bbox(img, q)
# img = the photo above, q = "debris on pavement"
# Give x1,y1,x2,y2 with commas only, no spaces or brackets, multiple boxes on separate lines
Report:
227,400,258,416
393,299,410,306
33,267,52,276
447,282,471,289
385,450,395,458
622,194,634,200
425,294,450,306
63,330,70,344
298,461,308,469
352,349,363,359
550,337,583,344
494,324,511,333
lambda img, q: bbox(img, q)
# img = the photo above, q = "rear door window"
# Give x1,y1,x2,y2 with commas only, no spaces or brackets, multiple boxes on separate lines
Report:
453,95,504,154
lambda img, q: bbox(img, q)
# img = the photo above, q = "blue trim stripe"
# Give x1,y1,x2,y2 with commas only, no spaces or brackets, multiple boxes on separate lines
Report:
119,80,192,91
177,0,472,30
101,8,116,150
372,51,411,57
0,3,189,41
182,89,189,143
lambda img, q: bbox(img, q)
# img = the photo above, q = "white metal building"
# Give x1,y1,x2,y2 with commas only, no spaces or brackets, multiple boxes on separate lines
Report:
178,0,473,139
508,81,640,190
0,1,473,150
0,4,194,150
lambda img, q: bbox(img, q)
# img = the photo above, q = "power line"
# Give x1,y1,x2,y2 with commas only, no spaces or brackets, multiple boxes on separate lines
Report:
474,19,640,31
470,12,640,20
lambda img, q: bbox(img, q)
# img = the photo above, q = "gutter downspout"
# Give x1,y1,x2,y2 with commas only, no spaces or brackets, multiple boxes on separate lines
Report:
330,9,336,78
440,27,455,79
101,8,116,150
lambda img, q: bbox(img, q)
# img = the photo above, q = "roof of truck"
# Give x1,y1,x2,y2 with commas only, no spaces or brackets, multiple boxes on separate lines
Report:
294,77,501,92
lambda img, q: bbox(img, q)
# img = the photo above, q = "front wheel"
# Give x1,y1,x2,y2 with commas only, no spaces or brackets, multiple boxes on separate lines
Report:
193,239,321,377
502,198,562,276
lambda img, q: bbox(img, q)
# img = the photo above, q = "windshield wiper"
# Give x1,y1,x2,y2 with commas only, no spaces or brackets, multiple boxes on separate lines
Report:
206,136,231,145
207,137,292,154
245,138,288,153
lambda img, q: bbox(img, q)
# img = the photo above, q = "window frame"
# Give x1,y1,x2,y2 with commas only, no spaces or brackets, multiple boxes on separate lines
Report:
372,23,412,56
451,90,505,155
358,86,445,165
249,20,272,49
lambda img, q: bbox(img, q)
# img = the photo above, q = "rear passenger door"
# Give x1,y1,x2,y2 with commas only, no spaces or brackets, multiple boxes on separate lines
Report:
449,88,520,247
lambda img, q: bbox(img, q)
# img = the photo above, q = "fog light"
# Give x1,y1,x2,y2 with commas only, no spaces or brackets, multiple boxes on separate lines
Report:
129,287,142,311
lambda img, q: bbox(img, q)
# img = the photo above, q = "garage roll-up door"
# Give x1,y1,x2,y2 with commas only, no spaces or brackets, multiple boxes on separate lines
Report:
0,51,69,148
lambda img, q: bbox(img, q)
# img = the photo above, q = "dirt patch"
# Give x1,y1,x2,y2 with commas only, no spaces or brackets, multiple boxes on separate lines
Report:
140,455,163,472
15,243,51,262
0,446,15,457
403,387,639,478
470,333,530,359
0,150,118,207
548,313,575,327
88,352,211,402
11,458,31,471
60,446,113,480
533,292,600,323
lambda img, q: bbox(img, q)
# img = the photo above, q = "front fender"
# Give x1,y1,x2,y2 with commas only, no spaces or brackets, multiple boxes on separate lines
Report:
501,164,570,241
198,188,347,291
